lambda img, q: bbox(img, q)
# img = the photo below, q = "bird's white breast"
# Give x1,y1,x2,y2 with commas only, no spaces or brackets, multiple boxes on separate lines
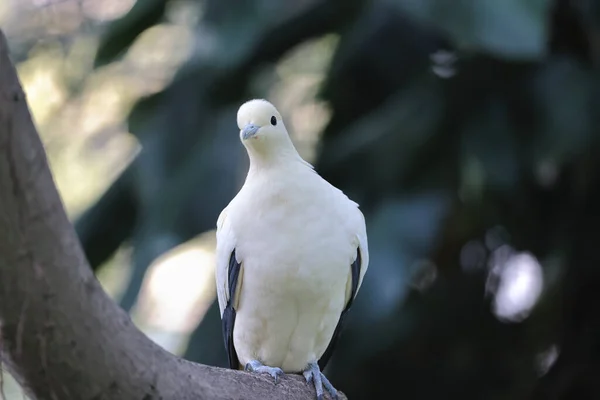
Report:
227,165,360,372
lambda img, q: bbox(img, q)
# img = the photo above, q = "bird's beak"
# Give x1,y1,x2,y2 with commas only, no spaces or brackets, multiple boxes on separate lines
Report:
241,123,260,140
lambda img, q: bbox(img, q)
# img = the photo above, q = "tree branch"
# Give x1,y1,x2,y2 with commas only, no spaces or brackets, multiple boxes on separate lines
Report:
0,30,342,400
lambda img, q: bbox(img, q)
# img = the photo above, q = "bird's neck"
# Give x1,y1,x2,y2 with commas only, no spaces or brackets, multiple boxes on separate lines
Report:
245,137,312,173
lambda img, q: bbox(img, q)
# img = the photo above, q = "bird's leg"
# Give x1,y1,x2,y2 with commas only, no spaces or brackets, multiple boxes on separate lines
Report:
303,361,338,400
244,359,285,383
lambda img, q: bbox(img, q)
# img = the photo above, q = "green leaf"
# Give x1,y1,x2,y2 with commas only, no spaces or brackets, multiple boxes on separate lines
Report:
531,56,594,164
94,0,168,68
393,0,552,60
459,98,520,196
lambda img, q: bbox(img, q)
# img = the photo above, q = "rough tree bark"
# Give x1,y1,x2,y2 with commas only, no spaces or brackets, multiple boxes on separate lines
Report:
0,30,343,400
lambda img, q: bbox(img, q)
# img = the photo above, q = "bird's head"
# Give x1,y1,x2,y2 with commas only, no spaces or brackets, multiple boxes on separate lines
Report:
237,99,292,157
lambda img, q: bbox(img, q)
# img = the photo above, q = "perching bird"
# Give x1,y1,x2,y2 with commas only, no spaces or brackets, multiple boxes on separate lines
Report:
215,99,369,400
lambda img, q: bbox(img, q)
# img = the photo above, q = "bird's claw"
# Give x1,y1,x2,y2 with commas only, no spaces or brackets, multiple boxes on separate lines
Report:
245,359,285,383
303,362,338,400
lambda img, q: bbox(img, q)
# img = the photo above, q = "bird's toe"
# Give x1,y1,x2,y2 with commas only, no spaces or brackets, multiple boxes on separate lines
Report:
320,371,338,399
245,359,284,383
264,366,284,383
304,361,339,400
303,369,313,383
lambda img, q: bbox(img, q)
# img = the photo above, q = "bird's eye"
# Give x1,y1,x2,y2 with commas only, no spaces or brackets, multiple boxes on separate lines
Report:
270,116,277,126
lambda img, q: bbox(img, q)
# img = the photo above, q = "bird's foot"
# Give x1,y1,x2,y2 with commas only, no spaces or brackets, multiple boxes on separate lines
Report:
303,361,338,400
245,359,285,383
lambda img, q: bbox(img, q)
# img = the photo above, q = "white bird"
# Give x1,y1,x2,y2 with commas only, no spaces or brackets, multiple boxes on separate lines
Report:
215,99,369,400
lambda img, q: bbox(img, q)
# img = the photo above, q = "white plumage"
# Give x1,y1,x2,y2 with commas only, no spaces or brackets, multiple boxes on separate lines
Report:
215,99,369,398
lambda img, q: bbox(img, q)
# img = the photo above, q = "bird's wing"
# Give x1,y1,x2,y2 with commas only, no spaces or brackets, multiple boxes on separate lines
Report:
215,208,243,369
318,207,369,370
351,210,369,298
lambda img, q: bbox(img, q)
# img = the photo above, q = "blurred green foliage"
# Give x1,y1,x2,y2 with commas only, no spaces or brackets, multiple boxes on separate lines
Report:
70,0,600,398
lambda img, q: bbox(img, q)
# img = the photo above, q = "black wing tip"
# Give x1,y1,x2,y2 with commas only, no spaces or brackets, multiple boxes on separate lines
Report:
317,246,362,369
318,311,347,370
223,250,242,370
223,304,240,369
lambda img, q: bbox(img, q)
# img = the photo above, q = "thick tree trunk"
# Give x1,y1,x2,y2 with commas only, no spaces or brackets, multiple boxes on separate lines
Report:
0,30,340,400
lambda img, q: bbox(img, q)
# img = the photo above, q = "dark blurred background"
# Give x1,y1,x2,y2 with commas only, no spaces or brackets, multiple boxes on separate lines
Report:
3,0,600,399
